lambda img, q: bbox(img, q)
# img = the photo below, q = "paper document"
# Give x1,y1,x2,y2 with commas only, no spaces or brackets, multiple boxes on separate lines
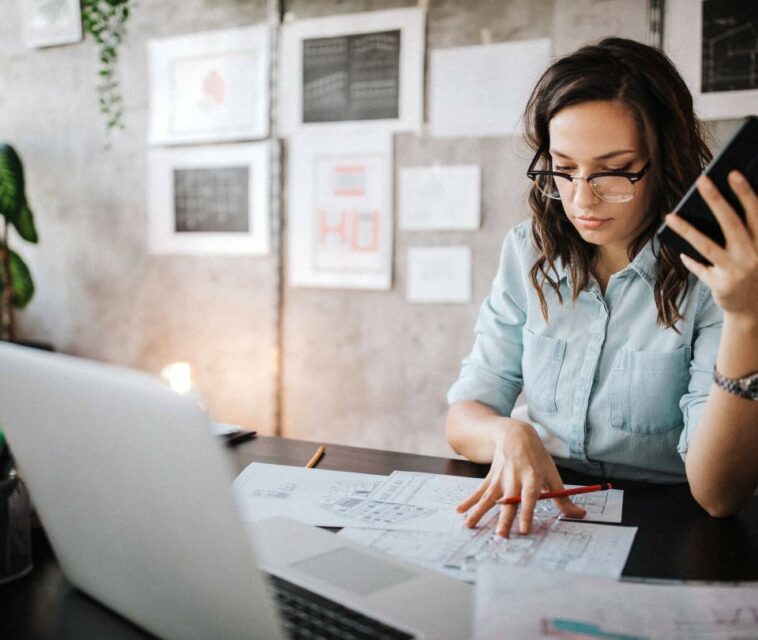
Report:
338,527,480,582
375,471,624,524
539,485,624,523
233,462,386,526
429,39,551,138
399,165,481,230
340,516,636,583
406,246,472,304
234,465,624,534
474,565,758,639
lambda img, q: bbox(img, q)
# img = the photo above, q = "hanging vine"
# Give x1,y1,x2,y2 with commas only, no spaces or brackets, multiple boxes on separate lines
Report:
81,0,132,136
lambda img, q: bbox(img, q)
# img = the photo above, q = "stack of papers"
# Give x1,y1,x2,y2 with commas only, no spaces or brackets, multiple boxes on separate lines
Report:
233,464,636,583
474,565,758,639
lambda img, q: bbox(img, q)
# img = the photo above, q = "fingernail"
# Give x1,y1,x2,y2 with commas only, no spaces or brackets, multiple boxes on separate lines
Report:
699,176,714,192
731,171,746,185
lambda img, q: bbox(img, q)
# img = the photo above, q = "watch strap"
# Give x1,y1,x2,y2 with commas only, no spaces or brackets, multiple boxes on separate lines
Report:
713,366,758,401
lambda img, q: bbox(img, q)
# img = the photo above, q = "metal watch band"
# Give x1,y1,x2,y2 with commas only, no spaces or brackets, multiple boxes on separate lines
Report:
712,366,758,401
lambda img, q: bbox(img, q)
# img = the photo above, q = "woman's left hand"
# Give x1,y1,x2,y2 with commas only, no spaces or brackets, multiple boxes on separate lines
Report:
664,171,758,320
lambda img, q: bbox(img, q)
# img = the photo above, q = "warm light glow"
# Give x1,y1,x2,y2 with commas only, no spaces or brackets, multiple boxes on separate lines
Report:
161,362,193,394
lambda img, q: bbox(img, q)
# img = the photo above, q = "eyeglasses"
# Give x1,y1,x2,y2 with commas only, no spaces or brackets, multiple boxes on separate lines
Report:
526,148,651,203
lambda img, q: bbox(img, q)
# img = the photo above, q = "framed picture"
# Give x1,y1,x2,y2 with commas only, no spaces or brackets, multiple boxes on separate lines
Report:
279,7,425,135
288,128,393,290
21,0,82,48
147,142,271,255
148,25,270,145
665,0,758,120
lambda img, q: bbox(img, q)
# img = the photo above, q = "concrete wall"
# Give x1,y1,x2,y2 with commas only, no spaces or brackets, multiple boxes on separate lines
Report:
1,0,740,457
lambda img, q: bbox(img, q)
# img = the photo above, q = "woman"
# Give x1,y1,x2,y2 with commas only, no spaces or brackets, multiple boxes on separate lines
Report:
446,37,758,538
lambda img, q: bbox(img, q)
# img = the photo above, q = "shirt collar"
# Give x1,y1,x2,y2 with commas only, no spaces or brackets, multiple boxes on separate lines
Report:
549,236,659,290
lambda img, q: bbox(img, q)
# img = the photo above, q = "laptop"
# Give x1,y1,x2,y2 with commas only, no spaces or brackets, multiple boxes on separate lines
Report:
0,343,472,639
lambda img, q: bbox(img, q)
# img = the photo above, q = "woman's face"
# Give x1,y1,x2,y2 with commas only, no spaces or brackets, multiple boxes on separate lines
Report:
547,100,654,261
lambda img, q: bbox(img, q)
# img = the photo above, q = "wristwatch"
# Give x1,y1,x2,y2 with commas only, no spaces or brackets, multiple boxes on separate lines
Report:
713,366,758,401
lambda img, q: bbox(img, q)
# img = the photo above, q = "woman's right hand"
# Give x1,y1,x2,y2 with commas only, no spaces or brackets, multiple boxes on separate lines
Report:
455,419,586,537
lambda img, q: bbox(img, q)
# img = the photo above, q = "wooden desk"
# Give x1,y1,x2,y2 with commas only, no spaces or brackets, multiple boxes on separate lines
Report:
2,436,757,639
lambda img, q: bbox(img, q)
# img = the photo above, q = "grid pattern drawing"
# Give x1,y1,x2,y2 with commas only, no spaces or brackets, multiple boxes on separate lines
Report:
173,166,250,233
302,30,400,123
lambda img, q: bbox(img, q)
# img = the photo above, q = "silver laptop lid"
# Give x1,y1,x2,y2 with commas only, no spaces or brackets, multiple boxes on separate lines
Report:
0,343,284,640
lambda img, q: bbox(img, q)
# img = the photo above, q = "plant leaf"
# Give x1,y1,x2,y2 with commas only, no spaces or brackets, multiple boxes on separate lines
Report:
13,202,38,244
0,144,25,224
8,250,34,308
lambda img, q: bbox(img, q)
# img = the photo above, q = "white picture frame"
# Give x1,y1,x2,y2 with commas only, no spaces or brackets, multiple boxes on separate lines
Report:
279,7,425,135
288,128,393,290
147,142,271,255
664,0,758,120
21,0,82,49
148,25,270,145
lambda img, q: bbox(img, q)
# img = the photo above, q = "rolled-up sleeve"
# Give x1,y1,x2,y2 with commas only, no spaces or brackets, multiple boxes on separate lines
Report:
677,283,723,459
447,225,528,416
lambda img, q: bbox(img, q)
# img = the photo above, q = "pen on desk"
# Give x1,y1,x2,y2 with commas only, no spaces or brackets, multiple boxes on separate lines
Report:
305,445,325,469
496,482,612,505
224,430,257,448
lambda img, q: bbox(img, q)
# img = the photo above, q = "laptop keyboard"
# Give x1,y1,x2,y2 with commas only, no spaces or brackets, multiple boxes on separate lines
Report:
267,573,415,639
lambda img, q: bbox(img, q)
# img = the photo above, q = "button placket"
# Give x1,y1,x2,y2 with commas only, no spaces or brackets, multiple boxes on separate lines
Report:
570,292,609,458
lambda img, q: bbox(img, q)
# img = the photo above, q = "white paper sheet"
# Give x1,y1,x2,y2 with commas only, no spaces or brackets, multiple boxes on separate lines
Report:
340,517,637,583
288,128,394,290
475,565,758,640
234,464,624,536
338,527,480,582
406,246,472,304
538,485,624,524
399,165,481,230
375,471,624,524
232,462,386,526
429,39,551,138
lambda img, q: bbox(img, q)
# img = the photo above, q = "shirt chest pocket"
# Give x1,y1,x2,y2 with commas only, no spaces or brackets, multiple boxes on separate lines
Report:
522,328,567,415
610,346,691,434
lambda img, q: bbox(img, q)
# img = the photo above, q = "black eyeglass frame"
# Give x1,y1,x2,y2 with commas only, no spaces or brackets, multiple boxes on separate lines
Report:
526,147,652,201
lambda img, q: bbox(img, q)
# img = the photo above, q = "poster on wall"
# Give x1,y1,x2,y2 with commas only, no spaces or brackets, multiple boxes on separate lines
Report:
665,0,758,120
399,165,481,230
429,39,552,138
21,0,82,48
406,246,472,304
288,129,393,290
279,7,425,135
148,25,270,145
147,142,271,255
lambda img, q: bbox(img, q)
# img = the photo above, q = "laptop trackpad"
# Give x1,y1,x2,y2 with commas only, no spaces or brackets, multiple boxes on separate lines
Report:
289,547,418,597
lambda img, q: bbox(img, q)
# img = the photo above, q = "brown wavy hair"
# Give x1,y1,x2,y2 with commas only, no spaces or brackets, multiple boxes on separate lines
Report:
523,37,712,329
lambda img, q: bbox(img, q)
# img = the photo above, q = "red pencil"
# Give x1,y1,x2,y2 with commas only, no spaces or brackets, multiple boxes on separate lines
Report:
496,482,613,505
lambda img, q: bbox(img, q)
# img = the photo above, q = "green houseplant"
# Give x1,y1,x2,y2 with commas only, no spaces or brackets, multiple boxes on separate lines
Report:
82,0,132,135
0,144,38,342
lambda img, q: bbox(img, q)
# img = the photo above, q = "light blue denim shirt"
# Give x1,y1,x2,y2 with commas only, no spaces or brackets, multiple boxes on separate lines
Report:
448,220,723,483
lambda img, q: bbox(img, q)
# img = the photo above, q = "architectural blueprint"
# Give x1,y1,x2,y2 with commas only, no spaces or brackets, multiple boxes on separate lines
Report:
374,471,624,524
339,515,637,583
233,465,624,533
474,565,758,639
232,462,386,526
